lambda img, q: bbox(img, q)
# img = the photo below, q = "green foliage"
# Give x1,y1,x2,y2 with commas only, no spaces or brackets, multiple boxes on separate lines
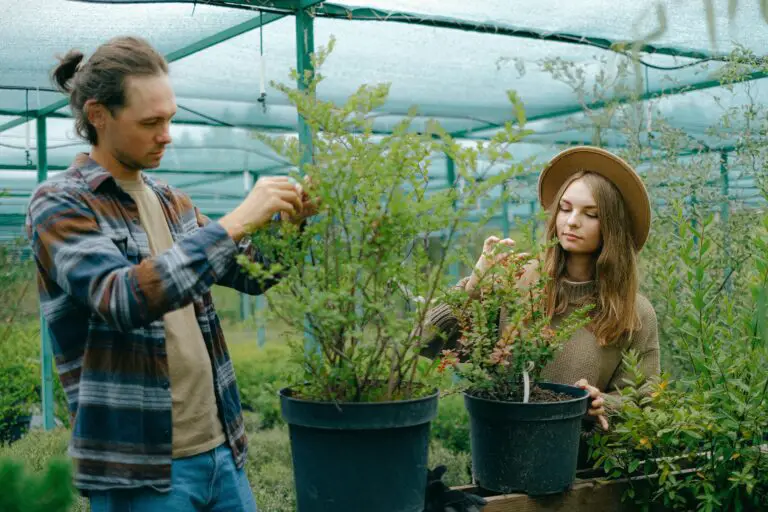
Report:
0,457,75,512
438,244,592,402
589,214,768,510
430,393,470,454
245,427,297,512
0,322,70,444
0,429,84,512
240,38,532,403
0,323,40,444
230,343,293,430
427,440,472,487
5,426,469,512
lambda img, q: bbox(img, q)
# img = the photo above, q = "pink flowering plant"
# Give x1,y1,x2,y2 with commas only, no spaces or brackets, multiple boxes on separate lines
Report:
439,242,592,402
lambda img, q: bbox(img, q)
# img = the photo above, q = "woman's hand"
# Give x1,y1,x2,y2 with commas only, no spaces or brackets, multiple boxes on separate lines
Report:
575,378,609,430
465,236,521,294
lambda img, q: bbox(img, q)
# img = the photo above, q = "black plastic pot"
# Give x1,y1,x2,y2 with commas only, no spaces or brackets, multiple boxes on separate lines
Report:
280,387,439,512
464,382,589,496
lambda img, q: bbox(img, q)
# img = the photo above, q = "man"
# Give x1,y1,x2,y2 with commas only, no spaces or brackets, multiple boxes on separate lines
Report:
26,36,313,511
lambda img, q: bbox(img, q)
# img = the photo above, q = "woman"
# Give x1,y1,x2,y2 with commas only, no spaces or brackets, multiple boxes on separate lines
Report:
422,146,660,431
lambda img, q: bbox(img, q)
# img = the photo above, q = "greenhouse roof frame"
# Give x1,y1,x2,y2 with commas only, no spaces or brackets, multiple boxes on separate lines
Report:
1,0,767,221
3,0,767,137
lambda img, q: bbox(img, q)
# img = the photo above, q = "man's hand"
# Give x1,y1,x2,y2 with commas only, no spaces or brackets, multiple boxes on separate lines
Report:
280,176,320,225
219,176,302,242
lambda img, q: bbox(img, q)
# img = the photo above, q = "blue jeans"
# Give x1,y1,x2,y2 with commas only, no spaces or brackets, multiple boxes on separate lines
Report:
89,443,258,512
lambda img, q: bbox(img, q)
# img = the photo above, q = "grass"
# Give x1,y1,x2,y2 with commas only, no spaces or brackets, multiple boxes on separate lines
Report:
0,417,471,512
0,296,471,511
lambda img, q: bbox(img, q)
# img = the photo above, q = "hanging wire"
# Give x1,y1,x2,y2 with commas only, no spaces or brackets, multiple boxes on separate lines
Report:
24,89,32,167
257,10,268,114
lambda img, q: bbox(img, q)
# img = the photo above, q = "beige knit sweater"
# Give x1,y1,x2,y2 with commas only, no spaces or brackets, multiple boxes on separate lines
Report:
420,277,660,407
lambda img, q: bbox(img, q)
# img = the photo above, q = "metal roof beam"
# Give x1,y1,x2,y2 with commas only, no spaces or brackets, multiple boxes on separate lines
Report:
451,70,768,139
0,164,272,175
69,0,325,11
0,11,286,134
316,4,720,61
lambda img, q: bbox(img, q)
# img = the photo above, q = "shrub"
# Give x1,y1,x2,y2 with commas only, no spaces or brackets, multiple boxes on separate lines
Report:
0,322,70,443
439,240,592,402
0,457,75,512
0,429,85,512
0,322,71,443
428,440,472,488
0,425,469,512
230,343,294,430
589,213,768,510
240,37,531,404
431,393,470,454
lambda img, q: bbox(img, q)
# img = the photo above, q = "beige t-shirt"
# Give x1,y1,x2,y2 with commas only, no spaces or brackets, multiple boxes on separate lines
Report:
117,177,226,458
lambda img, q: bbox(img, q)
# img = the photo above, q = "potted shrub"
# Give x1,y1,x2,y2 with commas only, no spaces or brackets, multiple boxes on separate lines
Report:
238,39,530,511
0,457,75,512
437,244,593,496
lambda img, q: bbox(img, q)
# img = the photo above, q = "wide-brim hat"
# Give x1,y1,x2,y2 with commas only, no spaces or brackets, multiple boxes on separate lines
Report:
537,146,651,250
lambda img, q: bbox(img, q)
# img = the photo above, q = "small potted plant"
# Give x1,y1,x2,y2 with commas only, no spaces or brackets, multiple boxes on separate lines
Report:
238,39,530,511
438,243,593,496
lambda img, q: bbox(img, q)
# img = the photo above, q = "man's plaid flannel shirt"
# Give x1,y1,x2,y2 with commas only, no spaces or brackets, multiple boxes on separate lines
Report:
26,153,279,493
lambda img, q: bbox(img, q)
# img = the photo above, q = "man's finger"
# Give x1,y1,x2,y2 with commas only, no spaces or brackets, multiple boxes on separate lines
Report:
276,189,303,212
599,415,609,431
260,176,291,184
269,180,302,191
273,199,297,216
592,396,605,408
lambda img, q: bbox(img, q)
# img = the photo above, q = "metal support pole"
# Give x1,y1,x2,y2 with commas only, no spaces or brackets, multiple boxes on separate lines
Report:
295,6,315,170
529,200,538,243
37,116,55,431
256,295,267,347
501,182,510,239
295,7,316,348
240,169,252,323
446,157,460,281
239,294,250,322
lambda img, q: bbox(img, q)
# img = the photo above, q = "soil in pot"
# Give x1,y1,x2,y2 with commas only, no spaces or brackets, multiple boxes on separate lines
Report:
464,381,589,496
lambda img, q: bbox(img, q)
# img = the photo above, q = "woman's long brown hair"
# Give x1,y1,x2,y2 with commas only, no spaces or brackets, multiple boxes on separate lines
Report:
542,171,641,346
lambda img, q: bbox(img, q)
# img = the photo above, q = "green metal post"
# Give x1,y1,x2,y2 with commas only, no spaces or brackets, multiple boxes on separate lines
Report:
295,7,315,169
529,200,538,242
295,7,316,347
256,295,267,347
240,169,251,323
239,294,250,322
446,157,460,281
37,116,55,431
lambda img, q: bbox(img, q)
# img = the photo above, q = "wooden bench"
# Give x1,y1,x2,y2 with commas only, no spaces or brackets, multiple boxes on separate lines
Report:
451,469,642,511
